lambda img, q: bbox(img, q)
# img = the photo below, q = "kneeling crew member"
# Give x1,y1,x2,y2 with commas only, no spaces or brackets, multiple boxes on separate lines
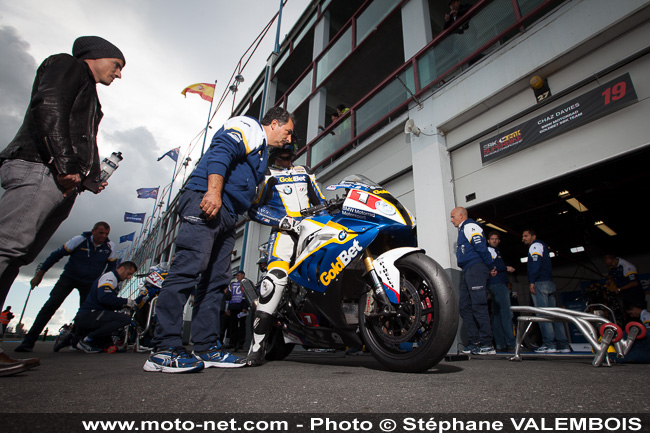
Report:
74,261,137,353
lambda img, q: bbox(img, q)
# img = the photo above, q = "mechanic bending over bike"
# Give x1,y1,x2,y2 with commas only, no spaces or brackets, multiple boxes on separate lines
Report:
246,140,327,366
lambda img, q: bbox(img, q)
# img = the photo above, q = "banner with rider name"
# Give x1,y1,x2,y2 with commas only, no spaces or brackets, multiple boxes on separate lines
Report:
480,73,638,164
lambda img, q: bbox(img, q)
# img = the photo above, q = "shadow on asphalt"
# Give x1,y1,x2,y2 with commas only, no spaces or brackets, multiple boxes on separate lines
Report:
283,351,465,374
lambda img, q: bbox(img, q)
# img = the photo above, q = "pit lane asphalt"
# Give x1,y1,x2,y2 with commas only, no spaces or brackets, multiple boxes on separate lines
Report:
2,340,649,414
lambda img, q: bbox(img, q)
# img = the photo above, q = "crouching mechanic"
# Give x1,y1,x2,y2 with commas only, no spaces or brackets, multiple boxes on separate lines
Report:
74,261,137,353
246,142,326,366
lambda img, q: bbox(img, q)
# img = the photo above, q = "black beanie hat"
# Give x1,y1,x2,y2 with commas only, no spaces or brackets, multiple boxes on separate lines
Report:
72,36,125,66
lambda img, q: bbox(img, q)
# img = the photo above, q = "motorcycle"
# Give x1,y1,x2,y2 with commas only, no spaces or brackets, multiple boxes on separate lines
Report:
121,263,169,351
243,174,458,373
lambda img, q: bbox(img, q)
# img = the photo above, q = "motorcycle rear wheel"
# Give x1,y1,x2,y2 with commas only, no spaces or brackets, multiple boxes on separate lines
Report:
359,252,458,372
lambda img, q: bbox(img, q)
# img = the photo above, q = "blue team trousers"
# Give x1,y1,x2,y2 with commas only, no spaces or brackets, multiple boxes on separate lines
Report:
459,262,493,346
25,275,92,341
152,189,235,352
75,309,131,341
487,282,516,348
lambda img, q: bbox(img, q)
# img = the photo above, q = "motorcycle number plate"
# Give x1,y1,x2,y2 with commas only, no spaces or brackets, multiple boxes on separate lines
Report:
146,272,164,287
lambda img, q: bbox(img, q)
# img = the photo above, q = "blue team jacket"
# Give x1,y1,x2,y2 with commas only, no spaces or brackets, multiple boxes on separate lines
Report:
456,219,494,269
78,270,129,313
527,240,553,283
487,246,509,285
40,231,117,284
185,116,268,217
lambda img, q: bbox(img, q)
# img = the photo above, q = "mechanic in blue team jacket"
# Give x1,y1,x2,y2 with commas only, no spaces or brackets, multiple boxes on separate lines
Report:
603,255,646,312
522,229,570,353
15,222,117,352
144,107,294,374
74,261,137,353
451,207,496,355
487,231,516,352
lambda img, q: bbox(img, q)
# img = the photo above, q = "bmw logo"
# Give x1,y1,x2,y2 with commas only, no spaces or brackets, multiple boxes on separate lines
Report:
338,231,347,241
284,186,293,194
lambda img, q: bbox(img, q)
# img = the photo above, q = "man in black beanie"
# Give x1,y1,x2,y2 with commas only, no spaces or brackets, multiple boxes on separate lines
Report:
0,36,125,376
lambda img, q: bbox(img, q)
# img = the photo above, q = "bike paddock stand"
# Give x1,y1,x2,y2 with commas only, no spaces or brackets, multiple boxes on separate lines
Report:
509,306,646,367
118,298,158,353
132,297,158,353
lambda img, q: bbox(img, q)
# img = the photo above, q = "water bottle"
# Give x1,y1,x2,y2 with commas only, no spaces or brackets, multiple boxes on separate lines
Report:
98,151,123,182
83,151,123,192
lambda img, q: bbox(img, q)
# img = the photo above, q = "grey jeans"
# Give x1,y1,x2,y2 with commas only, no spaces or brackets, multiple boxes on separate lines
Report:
0,159,76,305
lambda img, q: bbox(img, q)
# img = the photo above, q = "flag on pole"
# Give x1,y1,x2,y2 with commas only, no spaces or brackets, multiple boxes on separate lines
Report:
181,83,215,102
124,212,146,224
119,232,136,243
136,187,159,199
157,147,180,162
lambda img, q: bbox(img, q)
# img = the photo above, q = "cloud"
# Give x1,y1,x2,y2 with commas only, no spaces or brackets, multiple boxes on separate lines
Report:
0,0,313,327
0,26,36,145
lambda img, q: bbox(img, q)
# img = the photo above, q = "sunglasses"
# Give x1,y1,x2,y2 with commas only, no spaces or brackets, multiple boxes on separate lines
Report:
276,155,293,161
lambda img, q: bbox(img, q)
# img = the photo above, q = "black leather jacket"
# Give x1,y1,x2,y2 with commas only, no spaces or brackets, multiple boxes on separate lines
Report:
0,54,102,182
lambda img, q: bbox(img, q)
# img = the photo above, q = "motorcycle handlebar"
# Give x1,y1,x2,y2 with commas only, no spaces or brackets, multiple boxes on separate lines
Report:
301,198,345,217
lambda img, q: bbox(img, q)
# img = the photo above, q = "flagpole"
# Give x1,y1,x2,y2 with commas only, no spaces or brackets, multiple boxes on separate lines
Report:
126,239,134,261
16,286,34,336
274,0,284,54
147,207,165,271
147,189,159,237
242,0,285,273
166,156,179,212
134,216,147,254
200,80,217,158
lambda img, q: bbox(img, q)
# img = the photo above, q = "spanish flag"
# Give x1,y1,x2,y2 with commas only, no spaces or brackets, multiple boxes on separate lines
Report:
181,83,215,102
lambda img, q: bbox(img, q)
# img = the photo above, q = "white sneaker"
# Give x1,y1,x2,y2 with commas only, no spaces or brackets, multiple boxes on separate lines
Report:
534,345,558,353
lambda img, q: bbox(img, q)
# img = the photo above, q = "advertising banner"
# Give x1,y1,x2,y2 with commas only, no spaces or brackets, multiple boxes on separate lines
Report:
480,73,637,164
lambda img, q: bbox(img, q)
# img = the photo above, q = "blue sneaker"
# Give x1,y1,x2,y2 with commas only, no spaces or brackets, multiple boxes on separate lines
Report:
193,344,247,368
76,339,102,354
143,347,204,373
53,329,73,352
461,343,479,354
472,345,496,355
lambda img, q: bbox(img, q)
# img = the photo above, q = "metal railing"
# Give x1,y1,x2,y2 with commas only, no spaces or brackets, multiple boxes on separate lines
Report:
295,0,562,171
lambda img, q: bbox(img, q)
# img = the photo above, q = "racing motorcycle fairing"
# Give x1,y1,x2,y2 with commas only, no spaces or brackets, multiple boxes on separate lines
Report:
289,175,417,294
289,218,377,293
373,247,424,304
327,174,416,229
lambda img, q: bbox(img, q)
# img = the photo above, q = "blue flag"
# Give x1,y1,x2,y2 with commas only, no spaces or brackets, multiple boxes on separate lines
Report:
136,187,159,199
119,232,135,243
157,147,179,162
124,212,146,224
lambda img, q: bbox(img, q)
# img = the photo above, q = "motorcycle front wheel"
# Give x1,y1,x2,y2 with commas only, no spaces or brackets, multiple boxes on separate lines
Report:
359,252,458,373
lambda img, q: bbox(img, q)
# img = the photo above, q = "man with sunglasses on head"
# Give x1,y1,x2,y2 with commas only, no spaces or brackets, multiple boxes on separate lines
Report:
245,139,326,366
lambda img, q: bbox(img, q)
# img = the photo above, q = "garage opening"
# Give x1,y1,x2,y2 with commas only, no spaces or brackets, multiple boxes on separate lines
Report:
469,145,650,292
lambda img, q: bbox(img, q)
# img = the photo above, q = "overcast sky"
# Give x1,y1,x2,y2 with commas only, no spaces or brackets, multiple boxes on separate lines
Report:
0,0,311,334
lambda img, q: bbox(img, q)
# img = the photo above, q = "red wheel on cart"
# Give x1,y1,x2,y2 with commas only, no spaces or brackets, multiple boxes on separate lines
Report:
599,323,623,343
625,321,647,340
